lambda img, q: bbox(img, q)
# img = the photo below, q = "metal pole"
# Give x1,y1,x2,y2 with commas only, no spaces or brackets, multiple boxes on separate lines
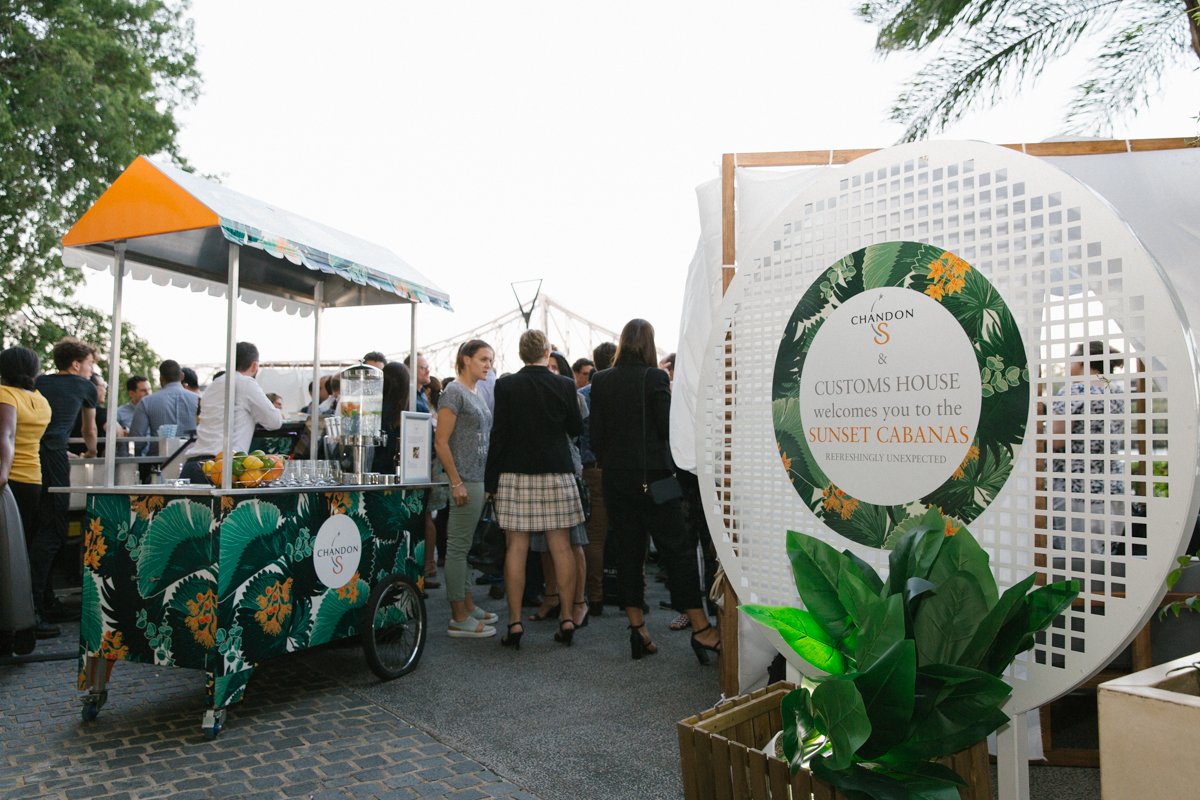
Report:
103,243,127,487
219,243,240,490
409,303,418,411
310,281,323,459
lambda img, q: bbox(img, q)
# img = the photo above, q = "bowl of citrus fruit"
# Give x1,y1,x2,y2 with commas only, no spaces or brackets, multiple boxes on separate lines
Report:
201,450,287,487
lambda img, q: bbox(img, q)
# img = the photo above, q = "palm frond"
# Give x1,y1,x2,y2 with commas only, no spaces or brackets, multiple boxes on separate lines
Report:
859,1,1008,52
891,2,1124,141
1065,1,1192,134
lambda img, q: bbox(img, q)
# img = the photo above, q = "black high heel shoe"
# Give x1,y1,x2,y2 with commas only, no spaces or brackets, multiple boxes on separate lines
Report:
628,623,658,660
573,599,590,629
554,619,576,646
501,622,523,650
690,624,721,666
528,593,560,621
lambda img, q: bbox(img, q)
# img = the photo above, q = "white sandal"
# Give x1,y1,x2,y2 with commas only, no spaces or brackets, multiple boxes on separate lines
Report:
448,616,496,638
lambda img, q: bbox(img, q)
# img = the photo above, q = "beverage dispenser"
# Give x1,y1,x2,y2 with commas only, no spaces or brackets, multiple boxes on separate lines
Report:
336,364,384,484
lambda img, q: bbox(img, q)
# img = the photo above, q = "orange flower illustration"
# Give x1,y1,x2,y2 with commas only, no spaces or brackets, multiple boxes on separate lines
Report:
944,518,960,537
83,516,107,570
328,492,352,515
254,577,294,636
951,445,981,480
131,494,166,520
185,588,219,649
778,443,793,473
822,485,858,520
925,252,971,301
336,572,362,604
99,630,130,661
220,496,235,515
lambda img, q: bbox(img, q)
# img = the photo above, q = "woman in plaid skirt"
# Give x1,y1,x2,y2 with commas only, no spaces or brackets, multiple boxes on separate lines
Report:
485,330,586,649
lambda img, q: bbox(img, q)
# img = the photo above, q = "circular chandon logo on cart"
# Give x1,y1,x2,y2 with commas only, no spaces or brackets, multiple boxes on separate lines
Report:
772,242,1029,549
312,514,361,589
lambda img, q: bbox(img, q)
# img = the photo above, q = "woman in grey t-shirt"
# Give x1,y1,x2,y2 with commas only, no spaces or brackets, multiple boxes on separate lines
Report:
434,340,498,638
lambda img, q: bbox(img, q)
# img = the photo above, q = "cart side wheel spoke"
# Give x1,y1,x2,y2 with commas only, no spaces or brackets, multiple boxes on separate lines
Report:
362,574,426,681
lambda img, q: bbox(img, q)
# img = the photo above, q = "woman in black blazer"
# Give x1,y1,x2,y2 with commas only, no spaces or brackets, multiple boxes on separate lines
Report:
485,329,586,648
589,318,720,663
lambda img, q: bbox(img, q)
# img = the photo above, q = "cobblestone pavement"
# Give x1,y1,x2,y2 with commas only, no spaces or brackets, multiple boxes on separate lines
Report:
0,623,540,800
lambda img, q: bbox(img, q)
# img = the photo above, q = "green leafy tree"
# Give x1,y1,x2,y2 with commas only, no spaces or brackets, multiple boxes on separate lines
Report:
0,1,200,370
858,1,1200,140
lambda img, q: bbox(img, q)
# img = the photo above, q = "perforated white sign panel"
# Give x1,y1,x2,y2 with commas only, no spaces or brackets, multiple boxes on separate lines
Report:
698,140,1200,712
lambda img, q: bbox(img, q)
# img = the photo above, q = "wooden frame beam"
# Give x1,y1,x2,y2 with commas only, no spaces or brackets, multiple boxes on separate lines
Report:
720,136,1197,272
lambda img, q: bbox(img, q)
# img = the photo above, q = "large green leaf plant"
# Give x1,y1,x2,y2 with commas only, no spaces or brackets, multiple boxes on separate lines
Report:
743,508,1080,799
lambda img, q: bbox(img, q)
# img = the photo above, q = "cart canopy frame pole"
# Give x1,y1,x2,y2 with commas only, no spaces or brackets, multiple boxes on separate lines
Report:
310,280,324,459
409,304,418,411
219,242,240,490
102,241,127,487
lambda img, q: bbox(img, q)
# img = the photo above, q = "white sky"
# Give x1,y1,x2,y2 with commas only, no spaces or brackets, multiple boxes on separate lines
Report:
77,0,1200,369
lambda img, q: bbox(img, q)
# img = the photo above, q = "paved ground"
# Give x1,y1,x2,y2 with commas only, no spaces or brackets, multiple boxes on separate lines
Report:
0,571,725,800
1,571,1103,799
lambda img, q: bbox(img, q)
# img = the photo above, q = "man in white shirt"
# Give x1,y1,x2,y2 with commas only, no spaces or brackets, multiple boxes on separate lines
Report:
180,342,283,483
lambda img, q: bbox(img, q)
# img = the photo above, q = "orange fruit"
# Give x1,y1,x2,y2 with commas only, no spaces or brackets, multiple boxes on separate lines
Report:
264,457,285,482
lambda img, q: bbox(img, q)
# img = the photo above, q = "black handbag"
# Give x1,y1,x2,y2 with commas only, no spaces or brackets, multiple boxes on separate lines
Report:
466,500,506,575
646,474,682,504
641,368,682,505
575,473,591,520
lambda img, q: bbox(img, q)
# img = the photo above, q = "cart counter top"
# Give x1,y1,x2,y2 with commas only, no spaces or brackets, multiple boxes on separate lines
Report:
49,481,446,497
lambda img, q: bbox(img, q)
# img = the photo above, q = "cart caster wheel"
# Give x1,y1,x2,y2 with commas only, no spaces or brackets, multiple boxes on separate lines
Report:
81,690,107,722
201,708,227,739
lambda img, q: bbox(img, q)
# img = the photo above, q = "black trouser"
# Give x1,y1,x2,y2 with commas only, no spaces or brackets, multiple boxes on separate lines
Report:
677,468,717,606
602,467,702,612
31,447,70,616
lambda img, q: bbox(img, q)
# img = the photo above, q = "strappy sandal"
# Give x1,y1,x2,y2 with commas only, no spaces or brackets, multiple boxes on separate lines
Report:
527,593,560,621
554,619,575,646
500,622,523,650
690,624,721,665
629,622,658,660
669,612,691,631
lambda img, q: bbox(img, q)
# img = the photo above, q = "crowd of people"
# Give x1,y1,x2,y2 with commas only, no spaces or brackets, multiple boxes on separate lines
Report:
411,320,720,662
0,320,723,664
0,339,210,651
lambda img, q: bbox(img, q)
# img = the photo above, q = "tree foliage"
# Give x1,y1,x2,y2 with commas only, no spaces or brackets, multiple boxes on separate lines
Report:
858,0,1200,140
0,1,200,373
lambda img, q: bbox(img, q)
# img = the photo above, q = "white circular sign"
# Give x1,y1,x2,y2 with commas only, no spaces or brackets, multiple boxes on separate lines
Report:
799,287,982,506
312,514,362,589
698,140,1200,713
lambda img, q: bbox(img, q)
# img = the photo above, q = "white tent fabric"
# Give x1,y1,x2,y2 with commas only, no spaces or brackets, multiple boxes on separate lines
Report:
672,143,1200,699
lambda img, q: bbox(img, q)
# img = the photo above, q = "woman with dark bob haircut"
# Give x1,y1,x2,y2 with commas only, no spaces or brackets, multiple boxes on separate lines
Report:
0,346,52,652
588,319,720,662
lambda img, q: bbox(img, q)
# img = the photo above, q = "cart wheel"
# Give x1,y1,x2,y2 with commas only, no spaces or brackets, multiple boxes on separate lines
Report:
201,708,226,739
362,574,426,680
80,690,107,722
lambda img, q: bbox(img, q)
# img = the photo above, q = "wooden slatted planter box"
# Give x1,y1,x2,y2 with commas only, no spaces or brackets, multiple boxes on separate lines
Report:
677,682,991,800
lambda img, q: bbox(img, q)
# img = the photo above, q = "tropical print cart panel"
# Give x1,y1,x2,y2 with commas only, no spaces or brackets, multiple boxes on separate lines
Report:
79,488,424,709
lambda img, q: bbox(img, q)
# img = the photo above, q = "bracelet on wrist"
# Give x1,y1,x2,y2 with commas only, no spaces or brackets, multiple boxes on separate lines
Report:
452,481,464,488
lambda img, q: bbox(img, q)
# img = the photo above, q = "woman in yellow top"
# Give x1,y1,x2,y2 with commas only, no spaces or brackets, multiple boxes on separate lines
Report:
0,346,53,651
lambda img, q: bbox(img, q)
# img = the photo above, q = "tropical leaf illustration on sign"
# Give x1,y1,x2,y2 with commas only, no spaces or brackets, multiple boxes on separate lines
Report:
773,241,1029,548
